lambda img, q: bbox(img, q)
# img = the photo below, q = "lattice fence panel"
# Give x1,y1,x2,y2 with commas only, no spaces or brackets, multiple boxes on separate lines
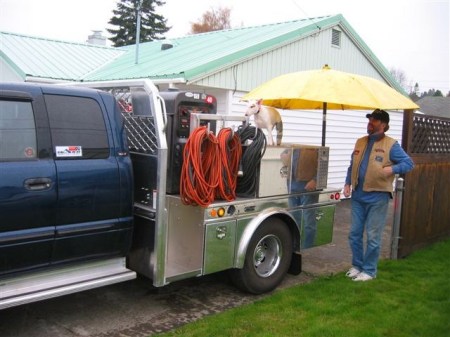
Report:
411,115,450,154
97,86,158,155
399,113,450,258
122,114,158,155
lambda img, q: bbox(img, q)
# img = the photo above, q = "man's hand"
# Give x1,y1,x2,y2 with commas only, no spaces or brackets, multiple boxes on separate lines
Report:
382,166,394,177
343,184,351,198
305,179,317,191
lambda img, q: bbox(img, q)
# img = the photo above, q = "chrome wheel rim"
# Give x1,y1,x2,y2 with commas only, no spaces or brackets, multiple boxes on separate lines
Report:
252,234,282,277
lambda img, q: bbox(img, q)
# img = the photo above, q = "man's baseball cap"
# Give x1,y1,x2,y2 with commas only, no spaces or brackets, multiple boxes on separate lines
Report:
366,109,390,123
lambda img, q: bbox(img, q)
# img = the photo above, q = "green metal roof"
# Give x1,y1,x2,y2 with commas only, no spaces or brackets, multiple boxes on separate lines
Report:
0,31,125,81
85,15,336,82
0,14,403,93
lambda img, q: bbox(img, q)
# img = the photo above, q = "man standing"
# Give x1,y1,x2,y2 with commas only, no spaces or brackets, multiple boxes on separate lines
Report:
343,109,414,281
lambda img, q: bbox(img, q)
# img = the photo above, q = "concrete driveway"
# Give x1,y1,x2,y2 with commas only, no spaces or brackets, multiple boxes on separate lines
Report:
0,199,394,337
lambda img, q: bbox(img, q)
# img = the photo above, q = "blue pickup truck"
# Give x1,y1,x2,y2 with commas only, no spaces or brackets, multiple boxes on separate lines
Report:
0,82,134,273
0,80,339,309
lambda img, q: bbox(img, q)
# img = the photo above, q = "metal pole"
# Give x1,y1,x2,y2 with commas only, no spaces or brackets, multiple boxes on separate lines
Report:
390,177,404,259
135,0,143,64
322,102,327,146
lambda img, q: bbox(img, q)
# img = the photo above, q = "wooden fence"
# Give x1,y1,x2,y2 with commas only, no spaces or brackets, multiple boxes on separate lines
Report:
398,110,450,257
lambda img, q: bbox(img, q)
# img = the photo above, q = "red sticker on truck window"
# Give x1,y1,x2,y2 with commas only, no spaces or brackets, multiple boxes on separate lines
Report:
24,147,35,158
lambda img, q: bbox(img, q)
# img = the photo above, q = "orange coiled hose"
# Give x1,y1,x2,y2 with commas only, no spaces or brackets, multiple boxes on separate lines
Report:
180,126,220,206
180,126,242,206
216,128,242,201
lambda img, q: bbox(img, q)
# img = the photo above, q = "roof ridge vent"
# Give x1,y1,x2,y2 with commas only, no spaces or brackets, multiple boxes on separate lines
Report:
161,40,174,50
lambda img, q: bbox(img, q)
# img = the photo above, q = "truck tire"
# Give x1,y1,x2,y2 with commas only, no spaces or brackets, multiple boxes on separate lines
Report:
230,218,293,294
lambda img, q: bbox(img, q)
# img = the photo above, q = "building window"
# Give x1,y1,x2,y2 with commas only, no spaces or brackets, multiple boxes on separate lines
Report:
331,29,341,47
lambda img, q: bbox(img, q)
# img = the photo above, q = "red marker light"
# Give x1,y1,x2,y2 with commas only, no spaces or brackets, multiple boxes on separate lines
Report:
205,96,214,104
335,193,341,200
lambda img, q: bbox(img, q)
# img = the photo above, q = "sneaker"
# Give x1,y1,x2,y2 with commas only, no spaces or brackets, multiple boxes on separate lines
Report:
352,272,374,282
345,267,361,278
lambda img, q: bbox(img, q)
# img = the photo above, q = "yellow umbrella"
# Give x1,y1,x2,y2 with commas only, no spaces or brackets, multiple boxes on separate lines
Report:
242,65,419,145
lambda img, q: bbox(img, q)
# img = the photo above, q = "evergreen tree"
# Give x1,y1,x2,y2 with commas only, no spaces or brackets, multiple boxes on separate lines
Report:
409,82,420,101
107,0,170,47
413,82,420,96
427,89,436,96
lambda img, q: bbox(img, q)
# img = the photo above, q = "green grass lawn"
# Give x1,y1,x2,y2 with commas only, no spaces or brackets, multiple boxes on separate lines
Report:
156,239,450,337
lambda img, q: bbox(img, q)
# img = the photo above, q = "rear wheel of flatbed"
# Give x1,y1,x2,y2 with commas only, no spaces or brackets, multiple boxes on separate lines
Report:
230,218,293,294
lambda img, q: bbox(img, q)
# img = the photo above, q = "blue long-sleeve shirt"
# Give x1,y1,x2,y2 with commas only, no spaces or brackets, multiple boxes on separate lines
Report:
345,133,414,203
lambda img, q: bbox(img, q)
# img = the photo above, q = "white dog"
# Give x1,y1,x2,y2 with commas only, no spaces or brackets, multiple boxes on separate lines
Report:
245,99,283,146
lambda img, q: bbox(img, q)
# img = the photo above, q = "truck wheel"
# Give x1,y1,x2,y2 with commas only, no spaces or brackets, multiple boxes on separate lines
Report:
230,218,292,294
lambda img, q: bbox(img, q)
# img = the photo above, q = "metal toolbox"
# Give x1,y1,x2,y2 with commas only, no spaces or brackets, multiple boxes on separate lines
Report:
257,144,329,197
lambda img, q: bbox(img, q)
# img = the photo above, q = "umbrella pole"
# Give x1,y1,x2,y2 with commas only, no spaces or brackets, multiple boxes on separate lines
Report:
321,102,327,146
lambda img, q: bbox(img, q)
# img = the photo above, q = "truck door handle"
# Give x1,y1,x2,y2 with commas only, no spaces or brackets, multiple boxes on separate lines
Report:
24,178,53,191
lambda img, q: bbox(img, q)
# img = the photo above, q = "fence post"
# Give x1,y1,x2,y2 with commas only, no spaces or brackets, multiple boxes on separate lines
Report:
390,177,404,259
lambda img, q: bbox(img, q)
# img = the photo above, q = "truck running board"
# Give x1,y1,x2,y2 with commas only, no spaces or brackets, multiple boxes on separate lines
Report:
0,258,136,310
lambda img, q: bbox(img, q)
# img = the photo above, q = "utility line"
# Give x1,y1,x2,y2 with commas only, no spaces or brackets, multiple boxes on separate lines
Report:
290,0,322,30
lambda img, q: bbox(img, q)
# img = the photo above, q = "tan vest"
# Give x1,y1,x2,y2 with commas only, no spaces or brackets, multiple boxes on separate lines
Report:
295,148,318,181
351,135,396,192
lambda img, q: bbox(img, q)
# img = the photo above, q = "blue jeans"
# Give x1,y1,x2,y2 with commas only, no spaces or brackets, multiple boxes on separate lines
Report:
349,198,389,277
289,180,319,249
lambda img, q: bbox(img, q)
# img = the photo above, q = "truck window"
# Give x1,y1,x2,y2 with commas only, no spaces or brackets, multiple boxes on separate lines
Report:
45,95,109,159
0,100,37,160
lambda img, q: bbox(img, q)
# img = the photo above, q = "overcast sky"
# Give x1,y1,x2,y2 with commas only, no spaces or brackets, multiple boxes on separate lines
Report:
1,0,449,94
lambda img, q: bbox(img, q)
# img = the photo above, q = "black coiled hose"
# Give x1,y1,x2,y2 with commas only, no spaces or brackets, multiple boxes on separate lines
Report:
236,124,267,196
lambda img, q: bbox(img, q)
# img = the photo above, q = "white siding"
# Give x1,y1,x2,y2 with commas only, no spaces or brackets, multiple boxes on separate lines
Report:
193,25,387,91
